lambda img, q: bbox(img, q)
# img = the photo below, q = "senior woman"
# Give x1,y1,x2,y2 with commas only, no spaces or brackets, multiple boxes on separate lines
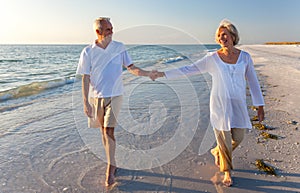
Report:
153,20,265,187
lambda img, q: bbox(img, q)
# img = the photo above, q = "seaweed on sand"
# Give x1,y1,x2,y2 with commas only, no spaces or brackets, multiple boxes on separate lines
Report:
253,123,266,130
260,131,279,140
251,115,259,121
253,123,275,130
255,159,277,176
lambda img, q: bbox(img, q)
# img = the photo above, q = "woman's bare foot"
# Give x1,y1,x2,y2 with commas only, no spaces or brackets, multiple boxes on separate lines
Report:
223,171,233,187
210,149,220,167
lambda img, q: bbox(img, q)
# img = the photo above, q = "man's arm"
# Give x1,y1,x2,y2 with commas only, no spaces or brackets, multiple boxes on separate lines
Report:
126,64,150,76
126,64,156,80
82,74,93,118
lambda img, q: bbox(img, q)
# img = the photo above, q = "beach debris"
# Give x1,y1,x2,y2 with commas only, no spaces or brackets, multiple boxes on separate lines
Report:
250,106,258,111
255,159,277,176
260,131,279,140
253,123,265,130
253,123,275,130
269,97,280,102
251,115,259,121
286,120,298,125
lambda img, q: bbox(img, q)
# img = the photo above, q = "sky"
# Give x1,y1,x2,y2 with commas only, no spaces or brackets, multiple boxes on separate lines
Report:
1,0,299,45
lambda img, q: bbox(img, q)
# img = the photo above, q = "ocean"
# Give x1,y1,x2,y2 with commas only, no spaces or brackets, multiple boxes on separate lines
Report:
0,44,219,110
0,44,220,192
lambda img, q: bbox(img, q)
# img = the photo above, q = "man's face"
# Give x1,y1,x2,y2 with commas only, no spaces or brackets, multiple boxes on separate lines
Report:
98,20,113,41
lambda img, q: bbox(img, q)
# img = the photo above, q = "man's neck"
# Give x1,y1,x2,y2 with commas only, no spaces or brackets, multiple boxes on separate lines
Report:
96,39,112,49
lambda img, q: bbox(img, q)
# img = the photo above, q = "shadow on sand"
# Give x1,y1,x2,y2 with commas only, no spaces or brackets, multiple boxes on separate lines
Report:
113,168,300,193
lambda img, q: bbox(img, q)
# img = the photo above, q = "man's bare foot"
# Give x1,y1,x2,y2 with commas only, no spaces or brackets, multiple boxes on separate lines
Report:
105,174,115,187
210,149,220,167
223,172,233,187
105,165,117,187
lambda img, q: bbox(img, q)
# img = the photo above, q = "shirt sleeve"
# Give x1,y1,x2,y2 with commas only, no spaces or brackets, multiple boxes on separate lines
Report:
165,55,209,80
245,54,265,106
122,50,133,67
76,47,91,75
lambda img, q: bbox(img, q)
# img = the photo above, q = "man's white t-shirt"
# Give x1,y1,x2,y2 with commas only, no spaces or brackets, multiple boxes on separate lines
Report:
76,41,132,98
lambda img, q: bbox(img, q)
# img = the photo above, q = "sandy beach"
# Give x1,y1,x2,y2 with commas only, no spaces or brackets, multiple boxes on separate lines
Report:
1,44,300,193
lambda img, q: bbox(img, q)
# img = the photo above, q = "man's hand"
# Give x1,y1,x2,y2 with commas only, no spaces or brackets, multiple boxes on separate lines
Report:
84,102,93,118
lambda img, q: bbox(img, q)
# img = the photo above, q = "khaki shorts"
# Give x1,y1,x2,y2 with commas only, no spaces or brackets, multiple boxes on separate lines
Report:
88,96,123,128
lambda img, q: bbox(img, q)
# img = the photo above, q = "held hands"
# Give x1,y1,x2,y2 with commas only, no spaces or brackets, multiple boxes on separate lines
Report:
149,70,158,81
149,70,164,81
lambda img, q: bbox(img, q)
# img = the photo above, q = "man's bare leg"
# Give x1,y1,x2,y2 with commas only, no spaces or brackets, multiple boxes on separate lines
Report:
101,127,106,148
102,127,116,186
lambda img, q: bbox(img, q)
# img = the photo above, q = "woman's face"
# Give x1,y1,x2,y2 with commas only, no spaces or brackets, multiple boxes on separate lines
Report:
217,27,234,47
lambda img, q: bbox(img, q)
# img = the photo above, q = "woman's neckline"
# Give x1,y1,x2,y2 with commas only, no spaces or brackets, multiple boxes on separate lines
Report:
216,50,242,65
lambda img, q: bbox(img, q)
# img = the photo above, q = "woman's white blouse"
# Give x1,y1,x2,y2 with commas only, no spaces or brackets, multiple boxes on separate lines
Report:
165,51,264,131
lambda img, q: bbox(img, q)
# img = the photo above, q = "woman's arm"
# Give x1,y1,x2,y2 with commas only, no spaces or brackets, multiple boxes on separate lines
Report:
245,55,265,122
164,55,209,80
245,55,265,106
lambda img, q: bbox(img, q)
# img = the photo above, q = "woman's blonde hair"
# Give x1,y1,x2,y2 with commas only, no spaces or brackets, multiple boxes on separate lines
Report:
215,19,240,45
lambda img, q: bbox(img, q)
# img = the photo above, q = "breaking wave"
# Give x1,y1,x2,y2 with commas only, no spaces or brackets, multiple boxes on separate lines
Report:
0,77,76,102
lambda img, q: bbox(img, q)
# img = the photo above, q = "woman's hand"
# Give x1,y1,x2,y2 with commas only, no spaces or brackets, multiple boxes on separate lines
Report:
257,106,265,123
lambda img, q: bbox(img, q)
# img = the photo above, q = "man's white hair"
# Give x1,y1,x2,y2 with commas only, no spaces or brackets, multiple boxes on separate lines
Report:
93,17,110,32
